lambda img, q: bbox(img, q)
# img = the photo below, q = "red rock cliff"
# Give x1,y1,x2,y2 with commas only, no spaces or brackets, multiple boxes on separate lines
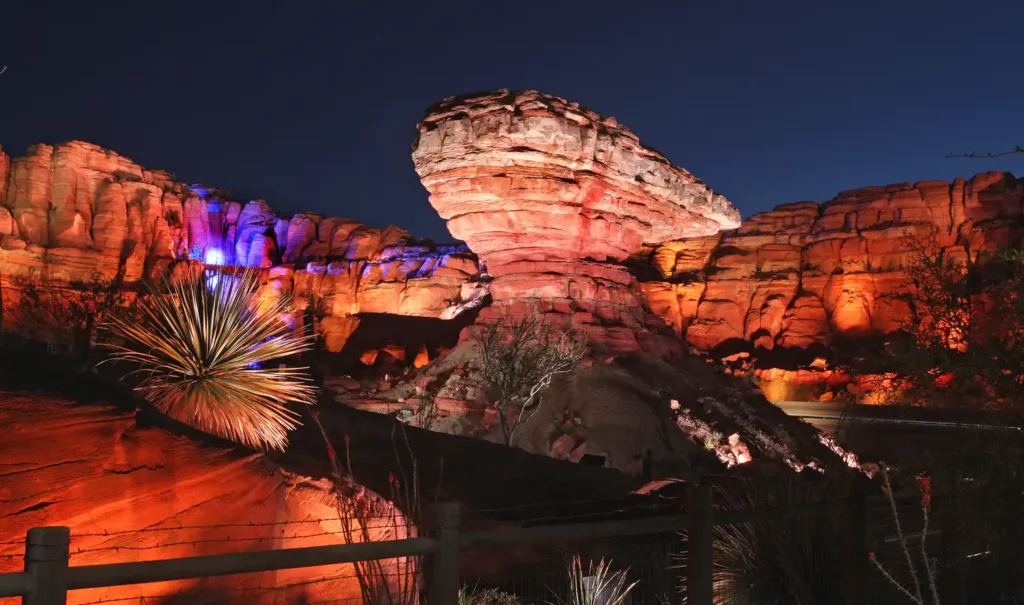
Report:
0,141,479,352
641,172,1024,357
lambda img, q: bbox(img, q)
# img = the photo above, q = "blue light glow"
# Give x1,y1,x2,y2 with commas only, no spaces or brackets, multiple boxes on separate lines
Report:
204,248,225,266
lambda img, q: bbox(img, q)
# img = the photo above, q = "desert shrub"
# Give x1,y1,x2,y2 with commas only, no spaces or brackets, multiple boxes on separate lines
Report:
471,314,587,446
103,266,316,450
316,420,424,605
688,474,854,605
459,585,521,605
553,557,637,605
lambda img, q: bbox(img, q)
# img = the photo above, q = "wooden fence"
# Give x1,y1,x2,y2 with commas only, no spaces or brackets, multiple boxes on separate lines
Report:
0,487,868,605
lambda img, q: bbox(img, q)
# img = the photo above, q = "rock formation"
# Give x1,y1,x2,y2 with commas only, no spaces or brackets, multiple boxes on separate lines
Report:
3,138,1021,400
0,141,480,352
412,90,740,353
639,172,1024,398
0,393,380,604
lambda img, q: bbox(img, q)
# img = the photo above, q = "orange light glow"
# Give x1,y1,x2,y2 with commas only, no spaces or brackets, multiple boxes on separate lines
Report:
412,345,430,369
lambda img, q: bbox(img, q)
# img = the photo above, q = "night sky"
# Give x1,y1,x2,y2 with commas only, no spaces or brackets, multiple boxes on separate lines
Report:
3,1,1022,242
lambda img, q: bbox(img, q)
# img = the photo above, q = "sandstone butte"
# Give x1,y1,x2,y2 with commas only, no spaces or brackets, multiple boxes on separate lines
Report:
411,89,741,354
0,140,480,353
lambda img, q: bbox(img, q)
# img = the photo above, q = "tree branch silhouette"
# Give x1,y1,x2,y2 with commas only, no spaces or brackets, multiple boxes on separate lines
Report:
945,145,1023,159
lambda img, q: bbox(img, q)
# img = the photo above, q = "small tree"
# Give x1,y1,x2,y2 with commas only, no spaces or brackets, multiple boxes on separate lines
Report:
867,233,1024,415
471,314,587,446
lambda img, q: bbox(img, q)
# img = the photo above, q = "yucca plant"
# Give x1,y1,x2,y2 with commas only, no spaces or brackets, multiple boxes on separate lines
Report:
103,266,316,451
554,557,638,605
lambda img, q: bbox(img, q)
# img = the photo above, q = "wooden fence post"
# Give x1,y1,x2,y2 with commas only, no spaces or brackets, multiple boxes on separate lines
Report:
430,501,461,605
24,527,70,605
686,485,714,605
845,491,868,605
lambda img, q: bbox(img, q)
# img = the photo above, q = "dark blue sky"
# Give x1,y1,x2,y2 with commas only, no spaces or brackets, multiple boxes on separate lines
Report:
3,0,1021,242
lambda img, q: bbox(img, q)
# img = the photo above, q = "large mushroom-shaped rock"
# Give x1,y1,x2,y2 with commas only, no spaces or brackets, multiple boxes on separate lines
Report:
412,89,740,352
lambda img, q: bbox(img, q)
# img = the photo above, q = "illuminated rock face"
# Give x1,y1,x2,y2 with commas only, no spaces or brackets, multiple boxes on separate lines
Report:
412,90,740,352
0,141,479,352
0,393,406,603
641,173,1024,353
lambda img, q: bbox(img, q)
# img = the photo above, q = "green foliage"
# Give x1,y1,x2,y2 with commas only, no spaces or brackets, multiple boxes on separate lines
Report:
103,267,316,450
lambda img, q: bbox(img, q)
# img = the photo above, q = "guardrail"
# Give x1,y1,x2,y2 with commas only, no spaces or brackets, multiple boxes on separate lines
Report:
0,488,868,605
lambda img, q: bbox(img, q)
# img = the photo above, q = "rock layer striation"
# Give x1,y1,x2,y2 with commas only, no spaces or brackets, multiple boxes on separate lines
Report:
412,90,740,353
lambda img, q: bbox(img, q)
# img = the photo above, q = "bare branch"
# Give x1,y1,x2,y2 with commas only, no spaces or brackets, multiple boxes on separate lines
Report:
945,145,1023,159
470,314,587,446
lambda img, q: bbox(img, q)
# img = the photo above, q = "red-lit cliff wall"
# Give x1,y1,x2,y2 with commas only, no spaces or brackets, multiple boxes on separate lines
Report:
640,172,1024,397
0,141,479,352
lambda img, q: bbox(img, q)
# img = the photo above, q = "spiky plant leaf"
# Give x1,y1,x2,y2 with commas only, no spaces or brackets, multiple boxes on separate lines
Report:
554,557,637,605
103,266,316,451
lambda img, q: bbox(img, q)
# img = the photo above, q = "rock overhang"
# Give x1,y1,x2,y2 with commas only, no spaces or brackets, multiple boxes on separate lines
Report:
412,88,740,249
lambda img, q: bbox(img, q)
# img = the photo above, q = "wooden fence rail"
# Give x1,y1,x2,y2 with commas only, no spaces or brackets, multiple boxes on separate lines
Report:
0,488,868,605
